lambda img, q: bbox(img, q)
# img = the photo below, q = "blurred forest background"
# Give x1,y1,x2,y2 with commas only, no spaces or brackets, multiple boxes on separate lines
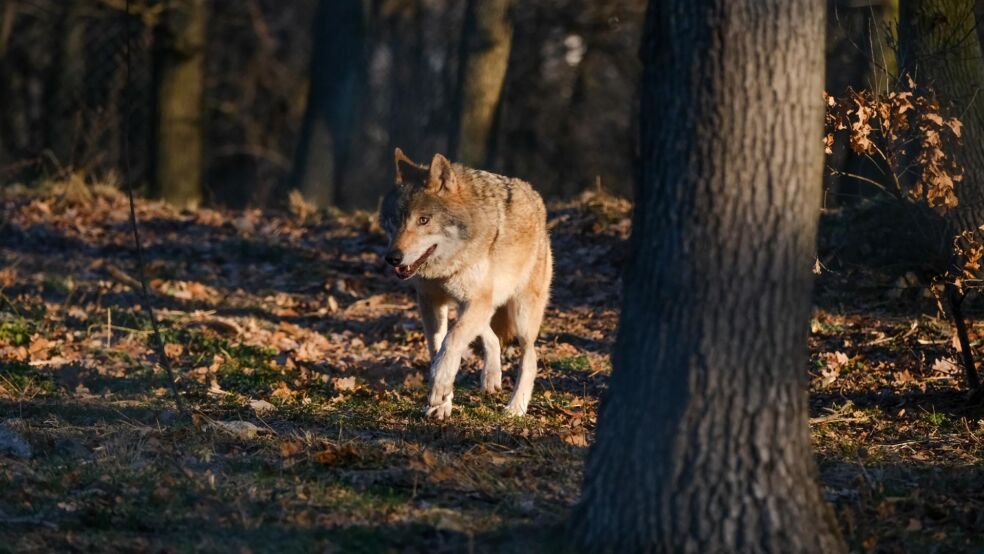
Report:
0,0,645,209
0,0,911,210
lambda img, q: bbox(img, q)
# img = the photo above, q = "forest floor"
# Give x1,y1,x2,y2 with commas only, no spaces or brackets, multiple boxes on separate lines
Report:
0,184,982,553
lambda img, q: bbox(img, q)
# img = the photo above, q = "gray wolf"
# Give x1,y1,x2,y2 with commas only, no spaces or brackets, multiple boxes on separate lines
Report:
379,148,553,419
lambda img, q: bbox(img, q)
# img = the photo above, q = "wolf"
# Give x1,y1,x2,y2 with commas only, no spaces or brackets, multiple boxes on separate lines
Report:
379,148,553,419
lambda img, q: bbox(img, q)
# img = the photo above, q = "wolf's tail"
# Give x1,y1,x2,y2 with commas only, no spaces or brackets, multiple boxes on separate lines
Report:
491,305,514,346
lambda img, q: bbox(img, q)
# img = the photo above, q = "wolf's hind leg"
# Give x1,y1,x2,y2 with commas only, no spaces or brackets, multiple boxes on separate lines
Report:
417,289,449,361
504,293,547,416
504,247,551,416
479,326,502,394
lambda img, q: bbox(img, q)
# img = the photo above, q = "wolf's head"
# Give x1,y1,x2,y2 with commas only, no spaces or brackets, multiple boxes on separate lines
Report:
379,149,471,280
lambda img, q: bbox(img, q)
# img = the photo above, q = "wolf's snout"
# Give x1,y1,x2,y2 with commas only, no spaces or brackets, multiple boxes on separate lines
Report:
385,250,404,267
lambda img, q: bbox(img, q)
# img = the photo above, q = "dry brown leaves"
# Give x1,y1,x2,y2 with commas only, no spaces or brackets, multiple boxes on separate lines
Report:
825,76,963,212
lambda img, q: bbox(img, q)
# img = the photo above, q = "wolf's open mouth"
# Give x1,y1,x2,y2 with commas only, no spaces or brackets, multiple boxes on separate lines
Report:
394,244,437,280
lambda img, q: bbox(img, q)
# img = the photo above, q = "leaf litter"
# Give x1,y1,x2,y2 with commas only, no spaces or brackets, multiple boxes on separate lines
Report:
0,186,981,552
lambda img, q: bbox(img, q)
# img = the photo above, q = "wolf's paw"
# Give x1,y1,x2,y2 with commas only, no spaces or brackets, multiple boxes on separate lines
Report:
480,367,502,394
480,378,502,395
503,395,529,417
425,400,453,420
425,386,454,420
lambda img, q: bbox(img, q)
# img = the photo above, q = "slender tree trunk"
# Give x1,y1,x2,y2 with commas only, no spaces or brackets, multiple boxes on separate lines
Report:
0,0,16,167
46,0,86,169
289,0,366,209
152,0,205,209
570,1,845,552
900,0,984,233
449,0,512,167
871,0,899,95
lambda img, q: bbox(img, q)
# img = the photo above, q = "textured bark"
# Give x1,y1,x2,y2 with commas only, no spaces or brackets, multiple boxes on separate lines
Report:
152,0,205,210
571,1,845,552
450,0,512,167
289,0,366,208
900,0,984,233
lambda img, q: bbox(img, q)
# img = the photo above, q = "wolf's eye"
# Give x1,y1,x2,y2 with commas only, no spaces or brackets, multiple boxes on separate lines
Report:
417,216,430,225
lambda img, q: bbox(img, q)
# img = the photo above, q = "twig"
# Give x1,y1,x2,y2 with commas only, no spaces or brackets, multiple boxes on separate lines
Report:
121,0,187,415
946,283,981,391
104,263,144,291
861,320,918,347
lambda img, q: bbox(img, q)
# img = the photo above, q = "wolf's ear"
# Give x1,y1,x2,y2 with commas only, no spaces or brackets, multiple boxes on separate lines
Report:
426,153,457,194
394,148,427,187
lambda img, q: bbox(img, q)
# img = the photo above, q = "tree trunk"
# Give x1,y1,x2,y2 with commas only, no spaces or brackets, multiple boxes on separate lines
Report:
152,0,205,210
868,0,900,96
289,0,366,209
900,0,984,233
46,0,86,169
0,0,16,168
570,1,845,552
449,0,512,167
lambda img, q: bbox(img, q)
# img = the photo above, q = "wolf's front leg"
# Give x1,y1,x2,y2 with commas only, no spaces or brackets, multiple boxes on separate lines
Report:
479,326,502,393
417,289,449,360
426,294,494,420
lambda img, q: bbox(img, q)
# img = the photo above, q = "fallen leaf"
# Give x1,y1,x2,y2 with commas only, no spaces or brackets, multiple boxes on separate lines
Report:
209,420,262,440
560,429,588,447
279,440,304,458
164,343,183,358
332,376,358,392
311,443,359,466
249,399,276,415
403,371,425,390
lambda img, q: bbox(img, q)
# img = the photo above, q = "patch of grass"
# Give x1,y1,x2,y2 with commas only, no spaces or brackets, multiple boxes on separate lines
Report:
0,319,33,347
550,355,592,372
0,360,54,397
154,326,285,395
922,410,948,427
812,318,846,335
0,361,55,400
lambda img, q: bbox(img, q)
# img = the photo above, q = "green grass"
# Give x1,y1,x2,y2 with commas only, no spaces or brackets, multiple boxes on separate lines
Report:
0,360,54,397
0,319,33,347
550,355,592,372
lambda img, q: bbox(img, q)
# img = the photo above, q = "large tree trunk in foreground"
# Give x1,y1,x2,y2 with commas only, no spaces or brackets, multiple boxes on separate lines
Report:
289,0,366,209
570,1,845,552
449,0,512,167
900,0,984,233
152,0,205,210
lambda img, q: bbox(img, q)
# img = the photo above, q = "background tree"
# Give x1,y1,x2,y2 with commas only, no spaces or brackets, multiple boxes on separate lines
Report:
449,0,512,167
45,0,86,168
0,0,13,165
570,0,845,551
897,0,984,395
900,0,984,234
289,0,366,209
152,0,205,210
